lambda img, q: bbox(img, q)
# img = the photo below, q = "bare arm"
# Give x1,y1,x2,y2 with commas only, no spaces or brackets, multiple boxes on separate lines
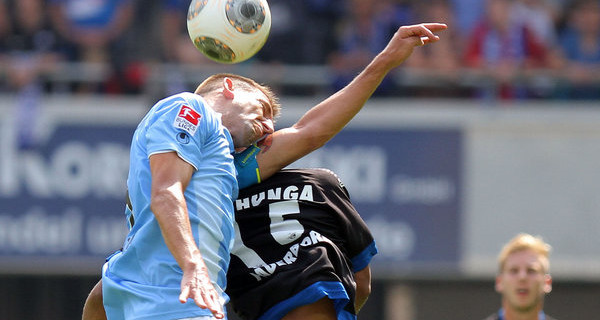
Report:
82,279,106,320
354,266,372,312
256,23,447,179
149,152,224,319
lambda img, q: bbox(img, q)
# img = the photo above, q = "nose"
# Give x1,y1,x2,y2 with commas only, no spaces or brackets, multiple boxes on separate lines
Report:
261,118,274,134
516,269,530,280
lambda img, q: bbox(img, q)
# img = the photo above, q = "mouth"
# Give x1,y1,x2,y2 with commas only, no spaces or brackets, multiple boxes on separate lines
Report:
516,288,530,297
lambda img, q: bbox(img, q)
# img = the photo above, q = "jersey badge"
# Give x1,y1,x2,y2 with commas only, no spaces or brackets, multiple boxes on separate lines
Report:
176,132,190,144
174,105,201,135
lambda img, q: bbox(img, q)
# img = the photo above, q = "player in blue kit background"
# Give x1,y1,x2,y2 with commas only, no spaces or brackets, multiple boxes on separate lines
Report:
83,22,447,320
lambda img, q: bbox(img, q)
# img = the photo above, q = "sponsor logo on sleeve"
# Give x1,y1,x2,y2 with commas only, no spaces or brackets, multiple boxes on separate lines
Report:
174,105,202,135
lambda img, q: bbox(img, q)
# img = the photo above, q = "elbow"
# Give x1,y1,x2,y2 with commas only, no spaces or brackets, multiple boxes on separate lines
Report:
300,130,332,153
150,188,176,216
292,123,338,153
306,136,328,153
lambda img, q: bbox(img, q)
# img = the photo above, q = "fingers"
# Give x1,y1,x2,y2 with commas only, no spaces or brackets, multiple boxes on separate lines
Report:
420,23,448,33
179,286,190,304
399,23,447,46
180,283,225,319
420,35,439,46
196,290,224,319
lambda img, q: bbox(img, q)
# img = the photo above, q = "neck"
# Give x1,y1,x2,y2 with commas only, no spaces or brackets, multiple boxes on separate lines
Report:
501,305,544,320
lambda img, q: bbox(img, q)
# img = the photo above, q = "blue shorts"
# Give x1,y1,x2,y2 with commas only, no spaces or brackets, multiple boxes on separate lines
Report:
258,281,355,320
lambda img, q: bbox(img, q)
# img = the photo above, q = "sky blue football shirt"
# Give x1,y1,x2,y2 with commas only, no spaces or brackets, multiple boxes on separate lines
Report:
103,92,241,320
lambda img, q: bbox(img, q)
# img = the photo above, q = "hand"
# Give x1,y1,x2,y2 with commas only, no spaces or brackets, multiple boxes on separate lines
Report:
379,23,448,69
179,261,225,319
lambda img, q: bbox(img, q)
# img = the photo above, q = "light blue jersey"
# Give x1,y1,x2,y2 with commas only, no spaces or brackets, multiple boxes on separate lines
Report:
102,92,244,320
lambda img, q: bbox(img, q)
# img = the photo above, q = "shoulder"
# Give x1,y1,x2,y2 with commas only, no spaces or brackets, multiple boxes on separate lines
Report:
150,92,217,127
154,92,207,112
283,167,342,182
239,168,345,198
276,168,345,189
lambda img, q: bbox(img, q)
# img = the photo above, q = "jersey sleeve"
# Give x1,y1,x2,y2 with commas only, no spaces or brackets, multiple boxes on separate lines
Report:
144,97,207,169
316,169,378,272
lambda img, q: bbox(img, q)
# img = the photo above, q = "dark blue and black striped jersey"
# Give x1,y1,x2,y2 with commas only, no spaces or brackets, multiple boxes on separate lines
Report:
227,168,378,320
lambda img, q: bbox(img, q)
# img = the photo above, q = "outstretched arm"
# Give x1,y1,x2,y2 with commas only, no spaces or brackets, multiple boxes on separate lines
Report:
256,23,448,179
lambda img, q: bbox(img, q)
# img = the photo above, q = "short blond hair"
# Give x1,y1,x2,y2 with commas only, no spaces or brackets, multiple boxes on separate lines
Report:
194,73,281,119
497,233,552,274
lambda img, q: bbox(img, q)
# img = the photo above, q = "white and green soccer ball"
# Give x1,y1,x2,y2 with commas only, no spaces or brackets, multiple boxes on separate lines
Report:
187,0,271,64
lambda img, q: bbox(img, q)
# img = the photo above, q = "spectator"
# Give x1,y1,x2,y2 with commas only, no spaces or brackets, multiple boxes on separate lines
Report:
1,0,64,90
300,0,345,64
556,0,600,99
240,0,312,95
403,0,464,97
512,0,560,47
379,0,419,42
0,0,65,149
160,0,220,66
254,0,307,64
463,0,550,100
0,0,9,39
47,0,136,93
450,0,485,34
328,0,415,96
483,233,557,320
158,0,217,96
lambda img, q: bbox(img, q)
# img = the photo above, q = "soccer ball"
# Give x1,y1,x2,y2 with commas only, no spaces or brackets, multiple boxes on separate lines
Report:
187,0,271,64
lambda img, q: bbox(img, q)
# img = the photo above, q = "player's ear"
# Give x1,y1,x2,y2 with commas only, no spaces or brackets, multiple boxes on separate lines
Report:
223,77,235,100
495,275,503,293
543,274,552,294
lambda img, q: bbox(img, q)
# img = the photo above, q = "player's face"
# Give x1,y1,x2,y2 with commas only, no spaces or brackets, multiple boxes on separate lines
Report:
225,89,274,149
495,250,551,313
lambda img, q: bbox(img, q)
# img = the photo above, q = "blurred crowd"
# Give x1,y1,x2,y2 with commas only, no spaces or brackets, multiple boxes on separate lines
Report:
1,0,600,100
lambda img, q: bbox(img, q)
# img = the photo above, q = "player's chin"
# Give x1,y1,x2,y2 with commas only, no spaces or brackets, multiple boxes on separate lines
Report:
245,126,264,146
230,127,252,148
233,135,256,150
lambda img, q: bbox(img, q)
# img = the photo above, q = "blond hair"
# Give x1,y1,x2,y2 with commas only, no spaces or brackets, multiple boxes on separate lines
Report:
497,233,552,274
194,73,281,119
